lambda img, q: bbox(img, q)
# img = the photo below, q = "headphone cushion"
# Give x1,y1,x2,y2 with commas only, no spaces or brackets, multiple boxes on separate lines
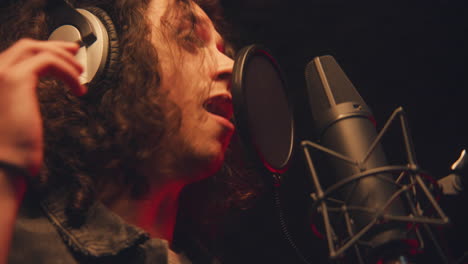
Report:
83,7,120,85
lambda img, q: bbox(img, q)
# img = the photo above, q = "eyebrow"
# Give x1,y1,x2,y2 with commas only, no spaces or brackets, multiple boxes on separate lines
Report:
180,9,214,42
180,8,210,33
161,1,226,50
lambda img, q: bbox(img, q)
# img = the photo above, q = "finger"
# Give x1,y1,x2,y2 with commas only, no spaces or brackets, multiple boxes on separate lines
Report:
46,40,81,53
36,42,84,74
0,39,82,71
16,52,86,96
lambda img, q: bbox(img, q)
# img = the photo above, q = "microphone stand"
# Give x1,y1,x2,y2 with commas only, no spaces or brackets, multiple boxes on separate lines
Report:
302,107,449,264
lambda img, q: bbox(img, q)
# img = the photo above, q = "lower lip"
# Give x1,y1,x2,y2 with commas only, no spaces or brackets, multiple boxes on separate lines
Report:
209,113,235,131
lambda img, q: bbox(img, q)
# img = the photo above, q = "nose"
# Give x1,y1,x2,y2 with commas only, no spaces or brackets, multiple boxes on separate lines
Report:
213,52,234,85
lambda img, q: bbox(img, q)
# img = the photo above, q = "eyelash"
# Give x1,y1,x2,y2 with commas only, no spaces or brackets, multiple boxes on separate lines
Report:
185,30,203,45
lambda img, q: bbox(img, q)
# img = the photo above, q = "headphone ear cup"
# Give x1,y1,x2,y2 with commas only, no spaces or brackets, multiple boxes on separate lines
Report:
82,7,120,85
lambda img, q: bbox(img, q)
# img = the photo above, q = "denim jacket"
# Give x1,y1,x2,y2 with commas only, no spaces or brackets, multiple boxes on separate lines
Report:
8,191,199,264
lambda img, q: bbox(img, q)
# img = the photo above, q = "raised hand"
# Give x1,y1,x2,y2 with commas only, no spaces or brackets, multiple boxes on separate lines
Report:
0,38,86,264
0,38,86,176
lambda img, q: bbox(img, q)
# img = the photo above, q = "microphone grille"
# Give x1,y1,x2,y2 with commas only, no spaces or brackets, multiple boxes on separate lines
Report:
305,55,367,115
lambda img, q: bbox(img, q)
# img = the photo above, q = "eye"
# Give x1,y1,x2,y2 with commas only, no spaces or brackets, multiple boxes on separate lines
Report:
182,30,202,46
176,20,204,52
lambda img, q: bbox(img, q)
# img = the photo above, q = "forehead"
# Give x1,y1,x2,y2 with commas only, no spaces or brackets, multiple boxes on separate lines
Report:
147,0,211,28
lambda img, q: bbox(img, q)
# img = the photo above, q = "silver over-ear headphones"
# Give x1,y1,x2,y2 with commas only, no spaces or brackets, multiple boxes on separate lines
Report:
47,0,119,85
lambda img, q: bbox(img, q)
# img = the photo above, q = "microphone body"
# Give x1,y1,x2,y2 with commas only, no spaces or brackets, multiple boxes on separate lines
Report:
305,56,409,261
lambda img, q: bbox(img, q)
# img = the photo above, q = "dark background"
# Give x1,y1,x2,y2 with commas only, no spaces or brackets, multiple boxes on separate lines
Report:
215,1,468,263
222,0,468,177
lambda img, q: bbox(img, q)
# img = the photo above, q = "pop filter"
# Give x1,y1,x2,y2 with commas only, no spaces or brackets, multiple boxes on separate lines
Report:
231,45,294,173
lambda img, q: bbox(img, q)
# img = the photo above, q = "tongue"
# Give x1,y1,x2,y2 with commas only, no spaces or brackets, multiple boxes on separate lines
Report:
204,96,232,119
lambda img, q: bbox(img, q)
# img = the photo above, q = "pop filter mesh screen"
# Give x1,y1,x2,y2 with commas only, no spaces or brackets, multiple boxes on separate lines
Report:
244,54,293,171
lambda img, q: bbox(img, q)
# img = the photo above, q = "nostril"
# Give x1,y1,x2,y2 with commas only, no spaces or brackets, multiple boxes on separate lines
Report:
216,72,231,81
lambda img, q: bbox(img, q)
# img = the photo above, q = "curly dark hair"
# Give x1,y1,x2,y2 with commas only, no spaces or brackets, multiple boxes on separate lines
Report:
0,0,263,227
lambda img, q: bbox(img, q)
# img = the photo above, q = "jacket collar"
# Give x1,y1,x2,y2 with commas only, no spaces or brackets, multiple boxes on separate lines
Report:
40,190,151,257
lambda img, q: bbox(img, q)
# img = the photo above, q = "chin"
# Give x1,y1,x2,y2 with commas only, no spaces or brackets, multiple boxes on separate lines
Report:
175,128,232,182
192,151,226,182
181,142,227,182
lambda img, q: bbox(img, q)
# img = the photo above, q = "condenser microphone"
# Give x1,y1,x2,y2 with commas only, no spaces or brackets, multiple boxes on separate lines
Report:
304,56,410,262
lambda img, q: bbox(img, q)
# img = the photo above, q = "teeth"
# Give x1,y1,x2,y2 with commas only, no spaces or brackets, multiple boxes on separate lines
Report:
203,95,233,119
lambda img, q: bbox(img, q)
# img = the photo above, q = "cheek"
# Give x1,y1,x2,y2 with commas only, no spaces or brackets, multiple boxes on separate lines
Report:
160,57,213,122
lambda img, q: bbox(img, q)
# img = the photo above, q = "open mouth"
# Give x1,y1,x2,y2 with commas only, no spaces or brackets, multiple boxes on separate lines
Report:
203,94,233,121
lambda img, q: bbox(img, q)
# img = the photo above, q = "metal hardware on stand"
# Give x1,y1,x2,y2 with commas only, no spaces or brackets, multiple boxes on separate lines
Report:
301,107,449,264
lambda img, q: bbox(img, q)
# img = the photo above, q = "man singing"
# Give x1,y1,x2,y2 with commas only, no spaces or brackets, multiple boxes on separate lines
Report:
0,0,254,262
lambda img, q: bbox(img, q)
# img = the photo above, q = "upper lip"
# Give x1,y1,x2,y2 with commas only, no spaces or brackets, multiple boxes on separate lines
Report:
203,93,233,120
